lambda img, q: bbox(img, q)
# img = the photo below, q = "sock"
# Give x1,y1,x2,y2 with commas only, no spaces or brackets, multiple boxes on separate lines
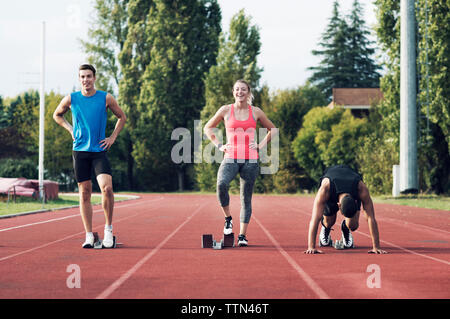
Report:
105,224,113,232
86,232,94,241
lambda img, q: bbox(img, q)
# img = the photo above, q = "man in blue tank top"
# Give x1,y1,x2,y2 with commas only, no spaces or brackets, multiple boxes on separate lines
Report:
304,165,387,254
53,64,126,248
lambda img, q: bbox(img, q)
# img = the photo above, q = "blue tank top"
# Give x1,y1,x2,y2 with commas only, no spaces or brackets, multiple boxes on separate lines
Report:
70,90,107,152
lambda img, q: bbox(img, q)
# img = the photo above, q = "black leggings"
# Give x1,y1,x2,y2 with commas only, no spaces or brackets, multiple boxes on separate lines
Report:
217,159,259,223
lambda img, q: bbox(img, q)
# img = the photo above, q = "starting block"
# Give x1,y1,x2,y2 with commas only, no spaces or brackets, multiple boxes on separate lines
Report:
93,232,118,249
223,233,235,247
202,234,214,248
202,233,235,249
333,239,345,250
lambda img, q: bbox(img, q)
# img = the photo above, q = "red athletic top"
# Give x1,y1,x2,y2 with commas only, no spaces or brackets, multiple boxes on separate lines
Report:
224,104,258,160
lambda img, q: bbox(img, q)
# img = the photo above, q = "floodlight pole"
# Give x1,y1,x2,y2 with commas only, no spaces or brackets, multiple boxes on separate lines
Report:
399,0,418,194
39,21,46,201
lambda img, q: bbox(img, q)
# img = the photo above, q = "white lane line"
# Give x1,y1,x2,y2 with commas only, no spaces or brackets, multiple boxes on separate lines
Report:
0,209,146,262
0,197,164,233
253,216,330,299
284,204,450,266
96,202,207,299
356,231,450,266
0,199,164,262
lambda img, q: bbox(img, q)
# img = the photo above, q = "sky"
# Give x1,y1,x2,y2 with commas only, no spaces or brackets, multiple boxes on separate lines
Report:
0,0,379,98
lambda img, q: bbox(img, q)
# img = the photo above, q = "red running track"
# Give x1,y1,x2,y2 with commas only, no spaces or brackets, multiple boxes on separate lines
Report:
0,193,448,299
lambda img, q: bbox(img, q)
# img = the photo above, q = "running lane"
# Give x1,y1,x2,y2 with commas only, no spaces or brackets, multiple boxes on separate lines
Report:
0,194,448,299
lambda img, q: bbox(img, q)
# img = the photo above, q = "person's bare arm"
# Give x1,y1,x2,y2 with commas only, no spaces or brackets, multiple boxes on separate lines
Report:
304,179,330,254
252,106,278,149
358,181,388,254
53,95,74,140
99,93,127,151
204,105,229,152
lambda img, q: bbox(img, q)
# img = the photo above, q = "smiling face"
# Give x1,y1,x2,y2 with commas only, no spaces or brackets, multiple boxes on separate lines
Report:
233,81,251,104
79,69,96,93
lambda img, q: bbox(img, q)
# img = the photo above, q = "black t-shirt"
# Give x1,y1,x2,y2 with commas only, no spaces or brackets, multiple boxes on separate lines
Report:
320,165,362,203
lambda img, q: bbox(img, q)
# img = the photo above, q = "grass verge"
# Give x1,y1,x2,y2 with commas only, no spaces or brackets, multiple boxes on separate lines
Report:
0,194,136,216
372,194,450,211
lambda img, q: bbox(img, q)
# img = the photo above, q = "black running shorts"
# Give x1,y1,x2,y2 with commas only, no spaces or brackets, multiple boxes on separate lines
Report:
72,151,112,183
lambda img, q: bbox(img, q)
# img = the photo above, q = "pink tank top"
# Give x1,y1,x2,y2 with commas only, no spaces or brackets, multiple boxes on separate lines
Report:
224,104,258,160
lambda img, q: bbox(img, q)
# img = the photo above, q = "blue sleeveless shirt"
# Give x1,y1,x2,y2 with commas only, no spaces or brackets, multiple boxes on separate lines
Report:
70,90,107,152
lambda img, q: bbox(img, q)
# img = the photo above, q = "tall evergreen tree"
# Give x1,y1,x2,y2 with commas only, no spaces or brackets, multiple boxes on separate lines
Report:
308,0,381,100
347,0,381,87
308,1,353,99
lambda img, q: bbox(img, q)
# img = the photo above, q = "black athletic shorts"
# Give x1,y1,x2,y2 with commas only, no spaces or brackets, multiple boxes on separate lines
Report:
72,151,112,183
323,200,362,217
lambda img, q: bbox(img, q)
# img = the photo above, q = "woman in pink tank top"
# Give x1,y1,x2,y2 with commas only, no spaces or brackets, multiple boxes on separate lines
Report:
204,79,277,246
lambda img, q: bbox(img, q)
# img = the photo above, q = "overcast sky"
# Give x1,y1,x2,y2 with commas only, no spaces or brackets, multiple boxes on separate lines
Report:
0,0,378,98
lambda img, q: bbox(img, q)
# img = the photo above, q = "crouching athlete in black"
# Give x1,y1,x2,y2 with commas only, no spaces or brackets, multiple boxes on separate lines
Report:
304,165,388,254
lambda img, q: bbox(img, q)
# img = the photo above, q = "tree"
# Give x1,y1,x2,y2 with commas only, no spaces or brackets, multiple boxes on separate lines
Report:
117,0,155,190
346,0,381,87
263,84,327,193
416,0,450,193
308,0,381,100
375,0,450,194
293,106,368,183
195,9,262,192
130,0,222,191
308,1,353,100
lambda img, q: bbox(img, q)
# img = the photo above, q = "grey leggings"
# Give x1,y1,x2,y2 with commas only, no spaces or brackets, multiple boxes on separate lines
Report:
217,159,259,223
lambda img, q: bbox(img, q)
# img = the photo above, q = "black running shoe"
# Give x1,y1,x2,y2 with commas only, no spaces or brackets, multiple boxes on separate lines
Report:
341,220,354,248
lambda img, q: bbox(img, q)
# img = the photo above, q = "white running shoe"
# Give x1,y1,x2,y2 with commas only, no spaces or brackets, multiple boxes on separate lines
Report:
238,234,248,247
102,227,114,248
319,225,333,247
82,232,95,249
223,218,233,235
341,220,354,248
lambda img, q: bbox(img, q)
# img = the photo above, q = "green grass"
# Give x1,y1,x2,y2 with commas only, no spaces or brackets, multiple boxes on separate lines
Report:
0,194,134,216
372,194,450,211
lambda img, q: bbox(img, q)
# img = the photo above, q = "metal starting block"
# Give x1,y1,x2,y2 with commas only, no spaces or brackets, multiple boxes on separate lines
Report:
333,239,345,250
93,232,118,249
213,240,223,250
202,233,235,249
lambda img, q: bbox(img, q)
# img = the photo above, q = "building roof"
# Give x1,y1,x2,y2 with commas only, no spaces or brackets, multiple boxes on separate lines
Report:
328,88,384,109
